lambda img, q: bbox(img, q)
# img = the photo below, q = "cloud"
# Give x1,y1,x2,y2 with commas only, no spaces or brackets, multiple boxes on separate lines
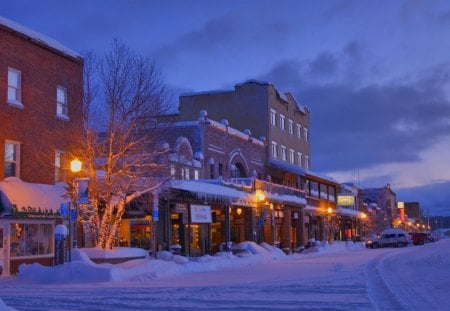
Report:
258,44,450,174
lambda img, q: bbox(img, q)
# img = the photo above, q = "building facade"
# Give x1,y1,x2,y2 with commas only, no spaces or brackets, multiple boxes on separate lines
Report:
0,16,83,275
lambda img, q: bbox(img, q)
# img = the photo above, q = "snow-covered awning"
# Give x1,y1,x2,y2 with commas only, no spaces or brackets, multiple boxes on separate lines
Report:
337,207,364,218
168,180,255,207
0,177,69,217
262,192,306,207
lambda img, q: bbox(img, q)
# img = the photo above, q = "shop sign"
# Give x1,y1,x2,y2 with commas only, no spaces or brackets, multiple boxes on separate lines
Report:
175,203,187,213
190,204,212,223
12,205,62,219
337,196,355,206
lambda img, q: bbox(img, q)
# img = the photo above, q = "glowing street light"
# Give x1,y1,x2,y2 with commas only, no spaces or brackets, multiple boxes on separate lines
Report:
70,158,82,250
70,158,82,173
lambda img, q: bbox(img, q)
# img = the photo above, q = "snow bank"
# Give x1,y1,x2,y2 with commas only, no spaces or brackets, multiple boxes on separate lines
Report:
16,241,363,284
0,298,17,311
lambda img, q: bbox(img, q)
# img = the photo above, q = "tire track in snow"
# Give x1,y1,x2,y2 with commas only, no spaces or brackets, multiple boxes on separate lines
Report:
365,252,407,311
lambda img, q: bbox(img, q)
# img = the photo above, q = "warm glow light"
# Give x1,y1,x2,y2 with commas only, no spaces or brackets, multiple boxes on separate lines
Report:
70,158,82,173
327,207,333,214
256,191,265,202
360,213,367,219
236,208,243,216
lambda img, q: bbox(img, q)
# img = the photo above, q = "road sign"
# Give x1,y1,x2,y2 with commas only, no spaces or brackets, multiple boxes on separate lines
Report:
152,209,159,221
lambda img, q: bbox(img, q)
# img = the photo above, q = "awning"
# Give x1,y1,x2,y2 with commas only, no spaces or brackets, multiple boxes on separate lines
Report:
263,192,306,207
168,180,255,206
337,207,363,218
0,177,69,216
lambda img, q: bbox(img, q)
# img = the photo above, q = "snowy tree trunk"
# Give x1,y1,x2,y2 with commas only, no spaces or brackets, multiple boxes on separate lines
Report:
105,200,125,249
97,204,112,249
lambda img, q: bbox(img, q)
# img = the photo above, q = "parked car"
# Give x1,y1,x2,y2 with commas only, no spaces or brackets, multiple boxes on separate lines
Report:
410,232,427,245
366,229,409,248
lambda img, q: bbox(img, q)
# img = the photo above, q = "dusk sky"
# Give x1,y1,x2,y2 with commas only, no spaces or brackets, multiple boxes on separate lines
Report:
3,0,450,215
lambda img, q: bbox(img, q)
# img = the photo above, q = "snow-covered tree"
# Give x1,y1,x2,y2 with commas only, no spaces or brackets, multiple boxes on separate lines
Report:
76,39,171,249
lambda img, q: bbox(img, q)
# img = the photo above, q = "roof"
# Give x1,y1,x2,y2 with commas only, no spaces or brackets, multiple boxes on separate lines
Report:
0,177,69,216
168,180,255,207
0,15,82,61
269,159,306,176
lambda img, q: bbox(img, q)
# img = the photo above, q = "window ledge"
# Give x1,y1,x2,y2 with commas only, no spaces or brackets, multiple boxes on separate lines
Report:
56,114,70,121
7,100,24,109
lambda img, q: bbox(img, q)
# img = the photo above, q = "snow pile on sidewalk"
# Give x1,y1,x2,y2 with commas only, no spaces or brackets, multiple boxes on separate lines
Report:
16,241,364,284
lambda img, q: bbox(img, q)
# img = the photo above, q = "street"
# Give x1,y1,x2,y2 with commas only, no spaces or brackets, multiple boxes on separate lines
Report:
1,240,448,310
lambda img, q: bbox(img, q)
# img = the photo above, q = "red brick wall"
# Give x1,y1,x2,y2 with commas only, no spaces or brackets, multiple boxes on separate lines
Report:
203,122,266,179
0,25,83,184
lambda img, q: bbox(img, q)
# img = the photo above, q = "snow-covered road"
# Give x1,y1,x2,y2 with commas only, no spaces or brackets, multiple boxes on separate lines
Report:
1,240,448,310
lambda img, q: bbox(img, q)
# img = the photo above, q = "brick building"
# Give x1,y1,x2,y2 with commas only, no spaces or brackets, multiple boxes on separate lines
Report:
0,16,83,276
0,16,83,184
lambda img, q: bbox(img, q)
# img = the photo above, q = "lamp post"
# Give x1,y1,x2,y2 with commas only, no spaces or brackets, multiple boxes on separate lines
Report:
70,158,82,249
326,207,333,243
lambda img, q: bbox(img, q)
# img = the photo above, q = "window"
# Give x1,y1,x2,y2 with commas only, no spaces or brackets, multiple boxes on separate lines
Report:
297,152,302,167
55,151,64,182
184,168,190,180
270,109,277,126
304,128,309,142
279,114,285,130
289,149,295,164
5,141,20,178
305,155,310,169
271,141,278,158
9,223,53,257
297,124,302,139
281,145,287,161
194,169,199,180
7,68,22,107
218,163,223,177
288,119,294,135
56,86,68,119
170,165,176,178
210,162,215,179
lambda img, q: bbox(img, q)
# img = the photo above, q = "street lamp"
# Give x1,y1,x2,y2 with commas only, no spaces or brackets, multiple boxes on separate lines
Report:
70,158,82,249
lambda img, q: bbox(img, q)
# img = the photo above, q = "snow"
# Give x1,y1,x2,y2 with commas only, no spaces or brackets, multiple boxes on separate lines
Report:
0,16,82,60
169,179,254,204
0,239,449,310
0,177,69,215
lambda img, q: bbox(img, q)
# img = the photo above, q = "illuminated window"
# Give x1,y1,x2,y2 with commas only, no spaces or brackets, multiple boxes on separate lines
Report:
5,141,20,178
194,169,199,180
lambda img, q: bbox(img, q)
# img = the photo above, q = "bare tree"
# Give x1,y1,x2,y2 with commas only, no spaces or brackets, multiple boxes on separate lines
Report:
79,39,170,249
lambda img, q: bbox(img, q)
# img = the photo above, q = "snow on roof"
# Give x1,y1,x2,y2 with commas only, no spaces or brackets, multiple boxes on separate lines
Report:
263,192,306,206
0,15,82,61
0,177,69,215
207,119,265,146
168,180,254,206
337,207,363,218
269,159,306,176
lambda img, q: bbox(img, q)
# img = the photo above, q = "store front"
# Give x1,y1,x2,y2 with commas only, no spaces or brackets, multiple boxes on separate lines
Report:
0,178,69,276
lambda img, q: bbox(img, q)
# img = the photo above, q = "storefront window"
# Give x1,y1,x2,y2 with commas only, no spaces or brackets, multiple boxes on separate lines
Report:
10,223,52,257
